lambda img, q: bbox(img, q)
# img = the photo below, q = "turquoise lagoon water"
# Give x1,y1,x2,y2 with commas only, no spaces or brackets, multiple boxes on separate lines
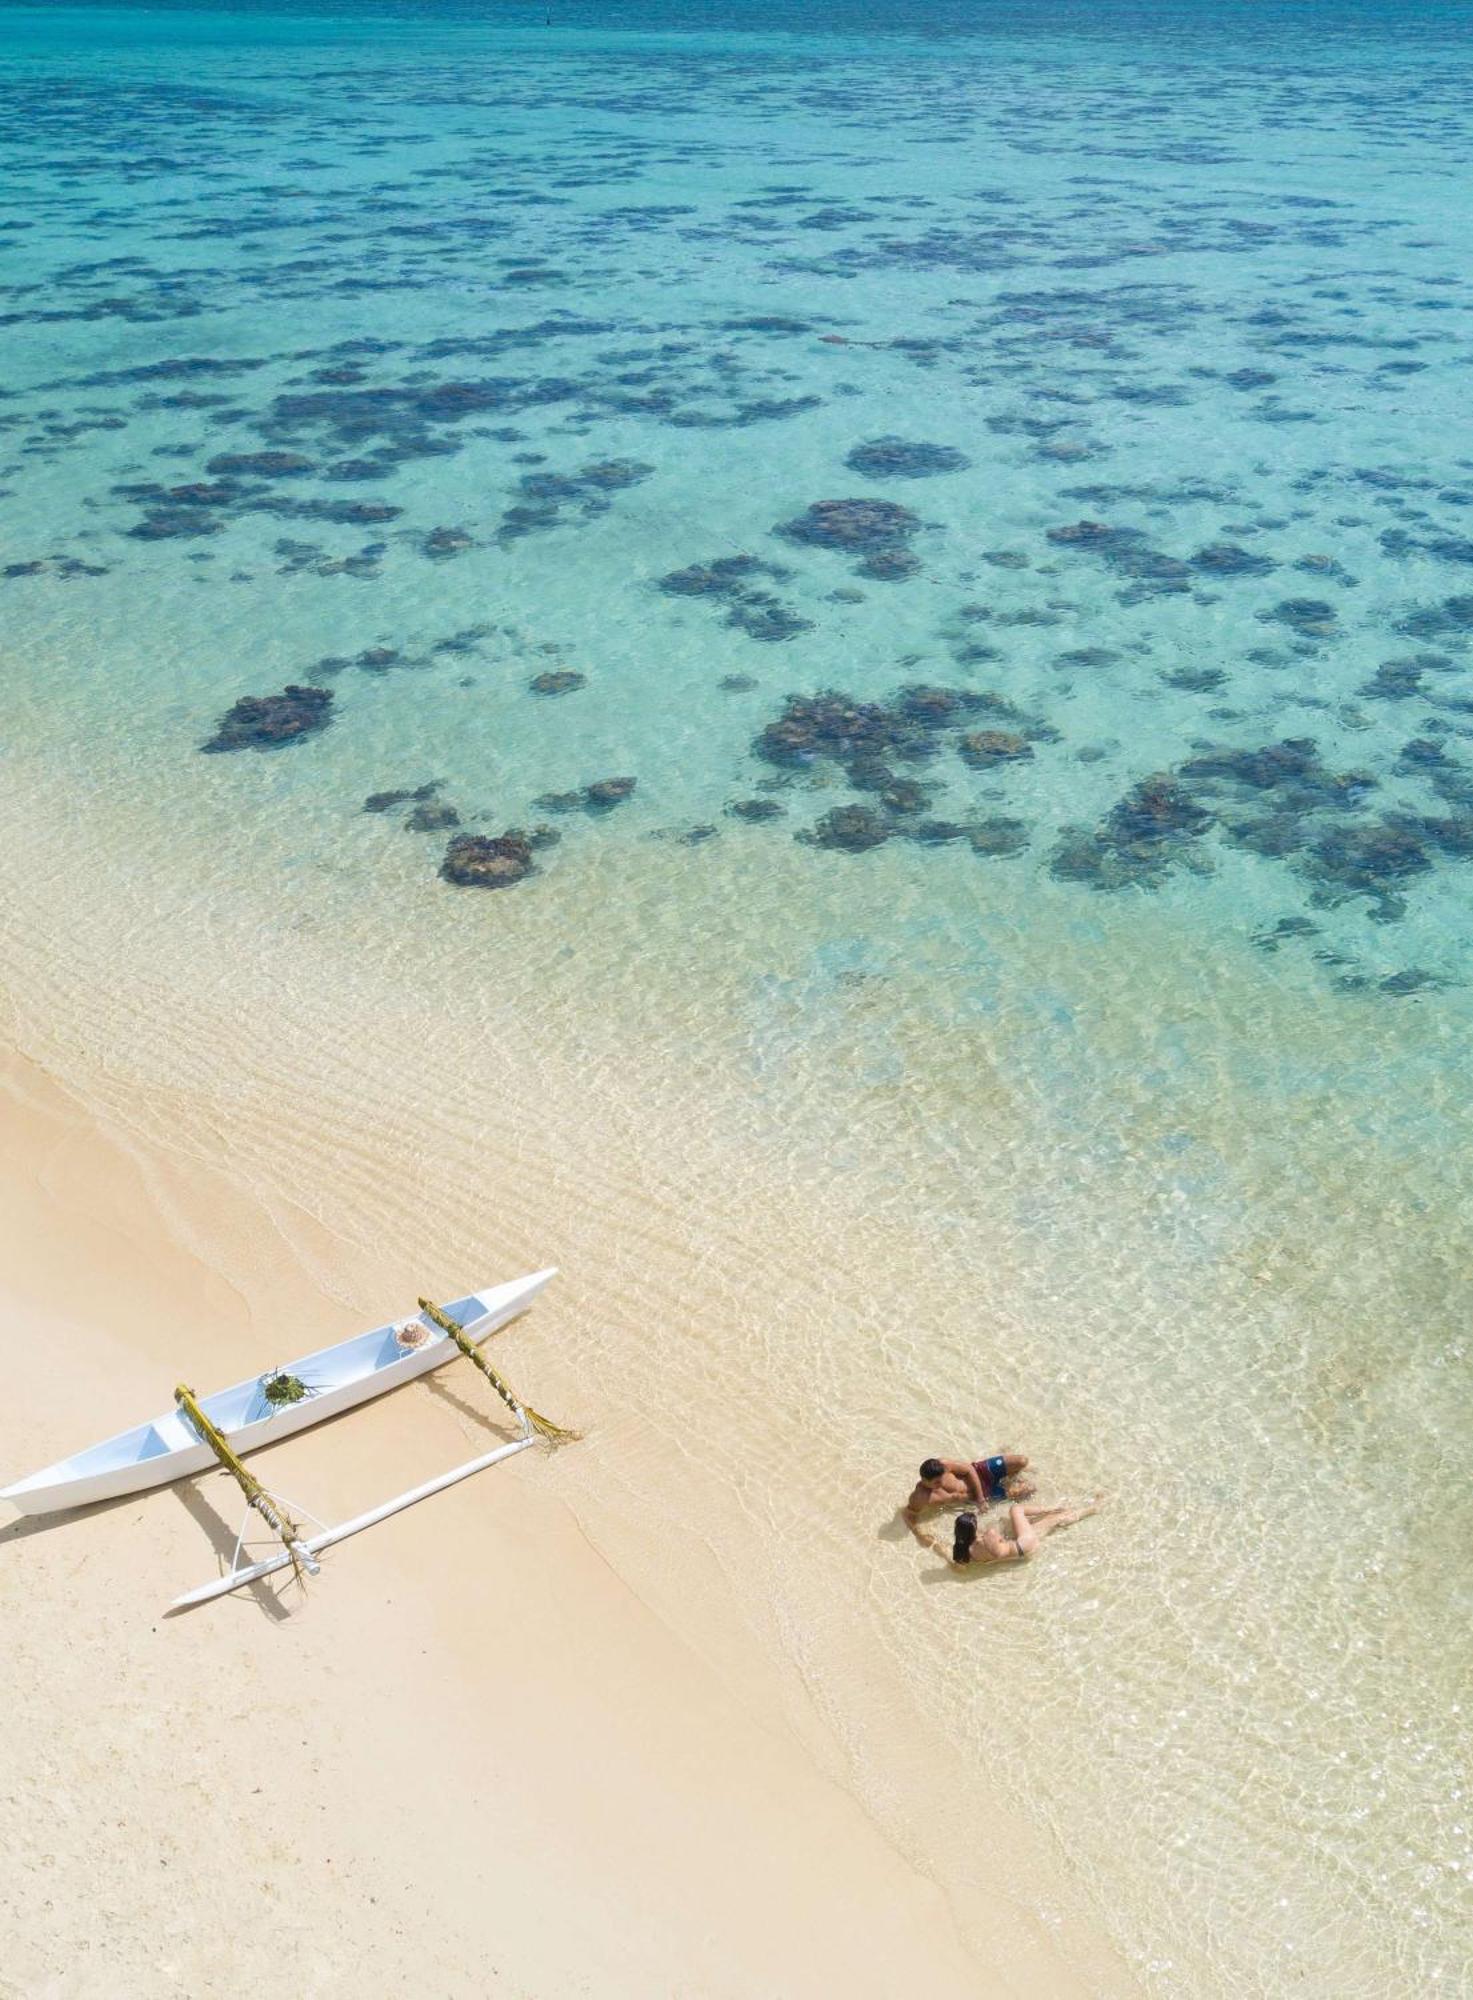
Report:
2,3,1471,1993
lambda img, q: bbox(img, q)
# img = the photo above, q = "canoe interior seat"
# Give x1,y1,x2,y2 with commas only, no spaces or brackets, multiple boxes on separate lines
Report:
202,1384,259,1430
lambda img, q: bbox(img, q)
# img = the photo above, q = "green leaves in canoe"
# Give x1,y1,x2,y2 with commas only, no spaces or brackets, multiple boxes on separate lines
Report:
262,1372,310,1407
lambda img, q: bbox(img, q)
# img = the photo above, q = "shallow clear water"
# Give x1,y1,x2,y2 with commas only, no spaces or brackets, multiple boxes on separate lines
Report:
2,3,1471,1993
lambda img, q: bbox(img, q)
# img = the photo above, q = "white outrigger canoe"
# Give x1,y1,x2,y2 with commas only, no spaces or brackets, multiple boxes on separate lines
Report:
2,1271,560,1607
1,1269,554,1517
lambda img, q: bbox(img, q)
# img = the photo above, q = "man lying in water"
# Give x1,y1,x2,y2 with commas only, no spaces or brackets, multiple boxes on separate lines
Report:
903,1452,1035,1535
948,1498,1101,1568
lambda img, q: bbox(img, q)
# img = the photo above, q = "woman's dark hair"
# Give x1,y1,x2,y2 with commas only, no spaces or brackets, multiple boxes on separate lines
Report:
919,1457,944,1482
953,1511,978,1565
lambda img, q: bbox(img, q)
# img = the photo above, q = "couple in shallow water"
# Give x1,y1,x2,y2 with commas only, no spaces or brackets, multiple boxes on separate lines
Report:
903,1452,1101,1570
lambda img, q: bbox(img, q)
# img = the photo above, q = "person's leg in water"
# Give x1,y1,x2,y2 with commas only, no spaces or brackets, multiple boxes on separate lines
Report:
980,1497,1102,1562
1001,1453,1036,1501
1019,1498,1102,1542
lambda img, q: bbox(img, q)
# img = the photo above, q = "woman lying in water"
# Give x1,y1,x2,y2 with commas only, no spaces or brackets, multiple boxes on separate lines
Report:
947,1498,1102,1568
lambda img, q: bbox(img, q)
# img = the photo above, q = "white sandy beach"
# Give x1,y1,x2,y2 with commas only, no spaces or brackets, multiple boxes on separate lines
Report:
0,1039,1126,1999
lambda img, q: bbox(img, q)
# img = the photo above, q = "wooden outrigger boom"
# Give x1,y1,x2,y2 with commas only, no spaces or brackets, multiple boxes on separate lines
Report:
175,1382,322,1580
418,1297,580,1443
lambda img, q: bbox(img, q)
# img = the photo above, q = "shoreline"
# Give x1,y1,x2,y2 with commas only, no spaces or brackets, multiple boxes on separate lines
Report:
0,1040,1122,1998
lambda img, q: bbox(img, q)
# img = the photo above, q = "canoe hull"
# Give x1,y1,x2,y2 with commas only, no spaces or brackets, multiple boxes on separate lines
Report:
1,1269,555,1517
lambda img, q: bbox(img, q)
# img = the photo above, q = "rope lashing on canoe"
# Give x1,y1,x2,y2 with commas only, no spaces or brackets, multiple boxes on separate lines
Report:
417,1298,581,1444
174,1383,320,1580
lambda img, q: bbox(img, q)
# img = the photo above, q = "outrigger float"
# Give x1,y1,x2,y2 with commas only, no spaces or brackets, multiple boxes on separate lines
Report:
0,1269,575,1611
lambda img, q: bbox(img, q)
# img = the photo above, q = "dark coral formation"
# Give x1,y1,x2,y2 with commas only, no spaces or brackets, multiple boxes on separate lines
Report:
1191,543,1277,576
959,729,1033,767
1046,520,1123,549
112,467,406,545
423,526,474,559
1055,647,1120,671
775,498,921,554
728,598,813,639
844,437,969,479
439,832,535,888
1396,737,1453,777
309,628,496,681
658,553,811,643
1378,969,1443,996
1045,734,1452,920
894,685,976,726
130,509,221,541
1408,744,1473,813
580,460,653,491
1181,738,1376,817
845,757,898,793
753,685,1001,775
1051,777,1211,891
1044,519,1198,599
274,535,383,582
968,817,1030,858
205,450,316,478
4,555,110,581
802,804,894,851
878,778,930,815
203,685,333,753
1162,665,1227,692
498,460,653,544
1269,597,1339,639
659,555,773,596
726,797,786,821
750,682,1055,862
584,775,637,810
1251,915,1321,953
757,692,902,769
1314,807,1473,920
1357,654,1462,703
1113,777,1213,842
743,683,1057,858
660,556,764,592
529,669,587,696
405,801,460,832
1380,527,1473,568
363,781,441,813
1395,595,1473,642
856,548,922,582
534,777,637,814
1238,742,1357,822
